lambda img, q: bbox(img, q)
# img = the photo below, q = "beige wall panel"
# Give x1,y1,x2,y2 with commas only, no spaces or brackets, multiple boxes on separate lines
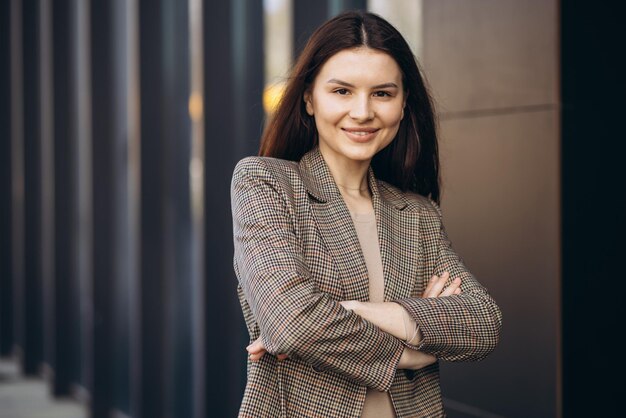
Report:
436,110,559,418
422,0,558,113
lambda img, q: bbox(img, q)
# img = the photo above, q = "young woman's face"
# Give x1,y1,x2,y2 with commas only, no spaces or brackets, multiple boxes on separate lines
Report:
304,47,405,166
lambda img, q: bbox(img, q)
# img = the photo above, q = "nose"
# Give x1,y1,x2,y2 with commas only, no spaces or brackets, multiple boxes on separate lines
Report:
349,94,374,122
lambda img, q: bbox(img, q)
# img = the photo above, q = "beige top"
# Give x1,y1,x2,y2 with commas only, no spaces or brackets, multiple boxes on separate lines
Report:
349,209,396,418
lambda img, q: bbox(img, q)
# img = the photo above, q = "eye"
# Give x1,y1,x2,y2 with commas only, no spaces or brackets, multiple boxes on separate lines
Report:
333,88,350,95
373,91,392,98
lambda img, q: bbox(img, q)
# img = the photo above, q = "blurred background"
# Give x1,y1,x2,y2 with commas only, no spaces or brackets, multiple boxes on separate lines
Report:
0,0,623,417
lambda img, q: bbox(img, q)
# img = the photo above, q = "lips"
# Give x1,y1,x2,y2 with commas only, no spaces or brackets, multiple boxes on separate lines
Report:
342,127,379,134
342,127,380,142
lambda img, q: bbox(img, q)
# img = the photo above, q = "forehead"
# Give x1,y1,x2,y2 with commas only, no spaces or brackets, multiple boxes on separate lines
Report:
315,47,402,85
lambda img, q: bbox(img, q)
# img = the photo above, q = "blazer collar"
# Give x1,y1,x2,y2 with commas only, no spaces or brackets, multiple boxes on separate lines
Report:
298,146,409,211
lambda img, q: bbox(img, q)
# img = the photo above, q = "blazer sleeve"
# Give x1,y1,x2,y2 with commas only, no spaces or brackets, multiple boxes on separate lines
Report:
231,157,404,391
394,199,503,362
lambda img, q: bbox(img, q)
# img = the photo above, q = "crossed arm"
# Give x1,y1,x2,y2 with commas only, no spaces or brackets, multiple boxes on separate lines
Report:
247,271,463,370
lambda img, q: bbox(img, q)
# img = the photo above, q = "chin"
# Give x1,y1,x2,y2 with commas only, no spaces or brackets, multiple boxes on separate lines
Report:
341,147,377,162
345,142,389,160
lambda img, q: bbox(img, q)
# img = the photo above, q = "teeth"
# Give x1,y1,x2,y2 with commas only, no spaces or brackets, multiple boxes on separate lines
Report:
349,131,371,136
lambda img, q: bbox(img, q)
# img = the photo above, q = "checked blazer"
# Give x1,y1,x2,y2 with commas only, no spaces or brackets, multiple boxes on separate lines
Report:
231,146,502,417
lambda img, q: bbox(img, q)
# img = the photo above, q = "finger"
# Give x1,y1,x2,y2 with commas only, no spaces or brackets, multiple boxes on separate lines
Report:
247,346,265,355
277,353,289,361
246,337,265,352
248,348,267,360
439,277,461,297
422,274,440,297
424,272,449,298
246,343,263,354
454,287,461,295
425,354,437,366
249,351,266,362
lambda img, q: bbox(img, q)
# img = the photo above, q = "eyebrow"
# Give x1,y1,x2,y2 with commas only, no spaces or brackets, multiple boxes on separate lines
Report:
326,78,399,89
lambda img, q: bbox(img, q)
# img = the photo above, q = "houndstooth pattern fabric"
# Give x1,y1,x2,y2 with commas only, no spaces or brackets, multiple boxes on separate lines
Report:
231,146,502,417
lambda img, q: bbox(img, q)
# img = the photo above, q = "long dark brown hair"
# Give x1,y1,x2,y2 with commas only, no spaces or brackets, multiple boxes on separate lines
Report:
259,11,440,203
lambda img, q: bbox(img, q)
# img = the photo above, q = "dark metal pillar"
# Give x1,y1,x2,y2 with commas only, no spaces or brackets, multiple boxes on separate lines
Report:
9,0,25,366
561,2,623,417
39,0,54,388
138,0,200,416
50,0,80,396
91,0,139,416
21,0,44,376
89,0,143,416
0,0,14,358
74,0,93,400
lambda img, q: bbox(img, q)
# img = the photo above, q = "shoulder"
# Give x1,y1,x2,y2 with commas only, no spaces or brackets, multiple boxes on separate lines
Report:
377,179,441,218
233,156,299,179
232,156,303,203
232,156,302,186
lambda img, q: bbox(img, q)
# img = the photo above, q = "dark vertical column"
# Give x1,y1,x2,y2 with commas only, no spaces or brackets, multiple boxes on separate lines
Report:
203,0,236,413
74,0,92,397
39,0,54,385
90,0,114,414
138,2,167,413
139,0,197,417
51,0,79,395
292,0,328,57
0,0,14,357
109,0,134,413
561,2,623,418
91,0,139,416
232,0,265,157
10,0,25,364
21,0,44,376
203,1,264,415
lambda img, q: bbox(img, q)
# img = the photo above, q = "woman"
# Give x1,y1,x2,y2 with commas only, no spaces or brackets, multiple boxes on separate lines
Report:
231,11,502,417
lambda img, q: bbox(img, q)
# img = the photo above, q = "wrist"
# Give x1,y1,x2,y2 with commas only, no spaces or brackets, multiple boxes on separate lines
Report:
350,300,364,315
340,300,362,313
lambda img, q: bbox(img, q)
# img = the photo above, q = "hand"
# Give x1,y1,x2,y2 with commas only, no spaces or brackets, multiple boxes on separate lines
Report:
339,300,358,311
398,346,437,370
422,271,462,298
246,337,288,362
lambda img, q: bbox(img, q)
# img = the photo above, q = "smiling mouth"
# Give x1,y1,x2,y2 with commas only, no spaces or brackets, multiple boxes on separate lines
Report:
346,131,374,136
342,128,380,136
341,128,380,143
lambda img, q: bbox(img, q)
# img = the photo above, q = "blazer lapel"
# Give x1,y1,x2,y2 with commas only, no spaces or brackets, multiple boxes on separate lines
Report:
300,148,369,301
371,177,423,301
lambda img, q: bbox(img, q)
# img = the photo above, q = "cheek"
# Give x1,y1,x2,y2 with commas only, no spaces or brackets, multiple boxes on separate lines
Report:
381,106,404,128
313,99,345,125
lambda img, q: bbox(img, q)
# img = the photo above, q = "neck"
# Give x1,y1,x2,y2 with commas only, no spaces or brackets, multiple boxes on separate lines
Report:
319,146,371,196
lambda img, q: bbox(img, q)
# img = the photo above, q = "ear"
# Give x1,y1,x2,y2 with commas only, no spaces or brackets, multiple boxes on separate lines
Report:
303,91,314,116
